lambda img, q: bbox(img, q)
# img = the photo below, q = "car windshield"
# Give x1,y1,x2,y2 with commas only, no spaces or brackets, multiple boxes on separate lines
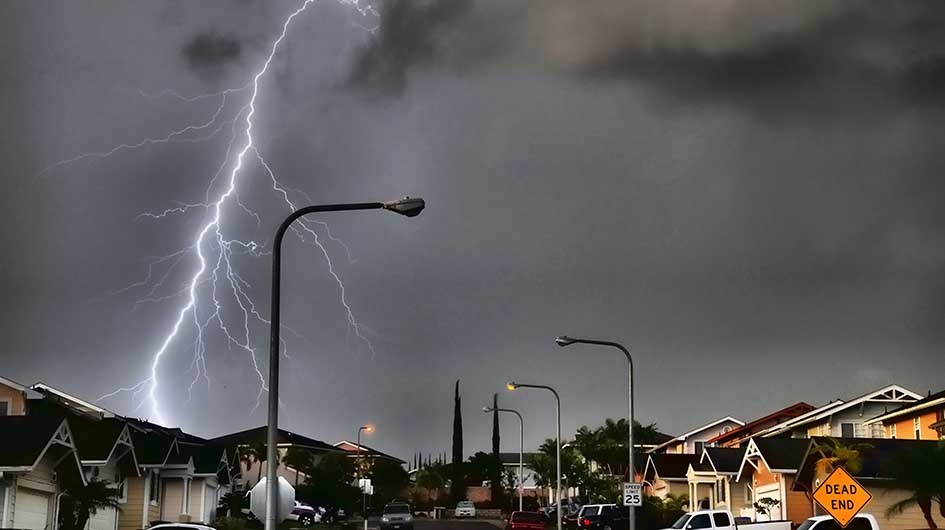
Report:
512,513,544,523
672,515,691,529
384,505,410,514
458,502,473,507
797,521,818,530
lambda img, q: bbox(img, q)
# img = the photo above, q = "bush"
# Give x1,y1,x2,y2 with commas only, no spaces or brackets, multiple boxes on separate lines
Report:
215,516,248,530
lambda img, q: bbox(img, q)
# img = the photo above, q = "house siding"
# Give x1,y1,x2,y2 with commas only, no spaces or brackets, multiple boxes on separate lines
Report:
0,384,27,416
118,476,147,530
783,476,813,526
885,411,942,440
864,488,936,530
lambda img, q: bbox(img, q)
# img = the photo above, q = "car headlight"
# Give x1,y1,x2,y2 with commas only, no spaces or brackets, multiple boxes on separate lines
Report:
382,516,390,522
404,515,413,522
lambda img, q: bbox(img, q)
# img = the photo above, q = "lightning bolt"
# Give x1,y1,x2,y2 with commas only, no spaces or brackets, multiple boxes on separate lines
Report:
37,0,382,425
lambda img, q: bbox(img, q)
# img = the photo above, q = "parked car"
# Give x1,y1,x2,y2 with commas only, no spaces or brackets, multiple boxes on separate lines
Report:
662,510,791,530
150,525,217,530
797,515,880,530
455,501,477,519
381,502,414,530
287,501,323,526
507,511,547,530
577,504,627,530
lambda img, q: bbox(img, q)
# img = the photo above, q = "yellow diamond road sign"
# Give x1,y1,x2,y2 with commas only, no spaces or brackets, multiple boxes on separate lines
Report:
813,467,872,528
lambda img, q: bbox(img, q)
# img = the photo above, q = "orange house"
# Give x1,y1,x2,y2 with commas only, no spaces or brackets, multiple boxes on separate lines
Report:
864,389,945,440
735,438,813,526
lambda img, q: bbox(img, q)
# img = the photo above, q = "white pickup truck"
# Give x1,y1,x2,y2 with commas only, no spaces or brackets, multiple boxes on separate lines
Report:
797,514,881,530
662,510,791,530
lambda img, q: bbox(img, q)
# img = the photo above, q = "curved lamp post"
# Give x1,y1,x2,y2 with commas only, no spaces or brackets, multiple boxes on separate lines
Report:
483,405,525,511
265,197,425,530
555,336,635,530
507,381,561,530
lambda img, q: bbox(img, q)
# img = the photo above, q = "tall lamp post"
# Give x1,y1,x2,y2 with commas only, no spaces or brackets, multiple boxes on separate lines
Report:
357,425,374,530
483,405,525,511
265,197,425,530
506,382,561,530
555,336,635,530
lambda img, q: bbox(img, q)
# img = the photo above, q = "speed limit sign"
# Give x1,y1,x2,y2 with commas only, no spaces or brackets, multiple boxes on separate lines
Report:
623,482,642,507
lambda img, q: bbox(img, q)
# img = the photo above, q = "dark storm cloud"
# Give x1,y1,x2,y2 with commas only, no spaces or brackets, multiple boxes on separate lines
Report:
183,32,242,68
350,1,945,108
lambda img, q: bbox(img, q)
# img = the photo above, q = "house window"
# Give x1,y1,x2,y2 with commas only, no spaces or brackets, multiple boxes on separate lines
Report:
841,423,855,438
914,417,921,439
889,424,897,439
0,399,10,416
694,441,704,456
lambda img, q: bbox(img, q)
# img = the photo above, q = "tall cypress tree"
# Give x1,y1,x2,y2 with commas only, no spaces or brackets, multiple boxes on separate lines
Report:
491,393,502,503
452,379,464,500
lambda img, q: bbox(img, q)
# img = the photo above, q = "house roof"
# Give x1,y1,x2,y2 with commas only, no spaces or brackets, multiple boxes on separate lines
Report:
210,426,340,452
129,426,176,466
760,385,921,437
31,382,116,418
0,414,66,468
864,389,945,426
736,438,811,481
701,447,746,474
794,437,945,488
648,417,744,453
334,440,406,464
706,402,815,445
178,442,228,475
644,453,701,480
27,398,135,465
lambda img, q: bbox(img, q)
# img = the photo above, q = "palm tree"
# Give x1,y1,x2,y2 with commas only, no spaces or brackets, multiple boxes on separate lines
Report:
885,442,945,530
813,438,872,478
58,478,122,530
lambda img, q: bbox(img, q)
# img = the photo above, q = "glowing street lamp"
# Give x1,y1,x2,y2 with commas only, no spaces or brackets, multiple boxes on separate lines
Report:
358,425,374,530
265,197,425,530
507,381,561,530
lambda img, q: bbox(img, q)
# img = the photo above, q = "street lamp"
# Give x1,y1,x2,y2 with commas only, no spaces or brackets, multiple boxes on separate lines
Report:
358,425,374,530
555,336,635,530
506,381,561,530
265,197,425,530
483,405,525,511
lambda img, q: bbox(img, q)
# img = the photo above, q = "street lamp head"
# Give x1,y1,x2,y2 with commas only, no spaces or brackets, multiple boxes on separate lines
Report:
506,382,518,391
555,336,577,347
382,196,425,217
361,425,374,433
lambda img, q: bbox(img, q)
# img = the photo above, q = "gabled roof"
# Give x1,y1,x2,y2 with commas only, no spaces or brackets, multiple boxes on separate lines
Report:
648,417,744,453
0,415,86,483
28,398,138,469
334,440,406,464
177,442,229,476
864,389,945,426
643,453,701,480
794,437,945,488
129,425,176,466
760,385,921,437
701,447,746,475
210,426,340,452
736,438,812,481
706,402,815,445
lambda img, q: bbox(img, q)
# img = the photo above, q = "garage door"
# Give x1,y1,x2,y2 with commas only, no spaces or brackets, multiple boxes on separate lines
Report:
755,484,782,520
87,506,117,530
13,488,51,530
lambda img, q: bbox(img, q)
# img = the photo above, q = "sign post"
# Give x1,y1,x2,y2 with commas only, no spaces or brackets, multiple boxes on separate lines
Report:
623,482,643,507
812,467,872,528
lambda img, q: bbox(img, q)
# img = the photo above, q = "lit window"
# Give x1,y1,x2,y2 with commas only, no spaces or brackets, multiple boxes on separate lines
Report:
914,417,921,439
890,424,896,439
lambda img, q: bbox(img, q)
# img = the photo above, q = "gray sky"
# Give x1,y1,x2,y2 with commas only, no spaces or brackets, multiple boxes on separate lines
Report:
2,0,944,462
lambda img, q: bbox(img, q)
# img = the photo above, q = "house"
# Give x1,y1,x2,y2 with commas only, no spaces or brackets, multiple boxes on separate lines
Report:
707,403,815,448
211,426,342,491
794,437,944,530
643,453,701,500
0,376,42,416
686,447,751,515
498,452,543,499
863,389,945,440
735,438,812,525
121,424,177,530
0,414,86,530
757,385,921,439
649,417,745,455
